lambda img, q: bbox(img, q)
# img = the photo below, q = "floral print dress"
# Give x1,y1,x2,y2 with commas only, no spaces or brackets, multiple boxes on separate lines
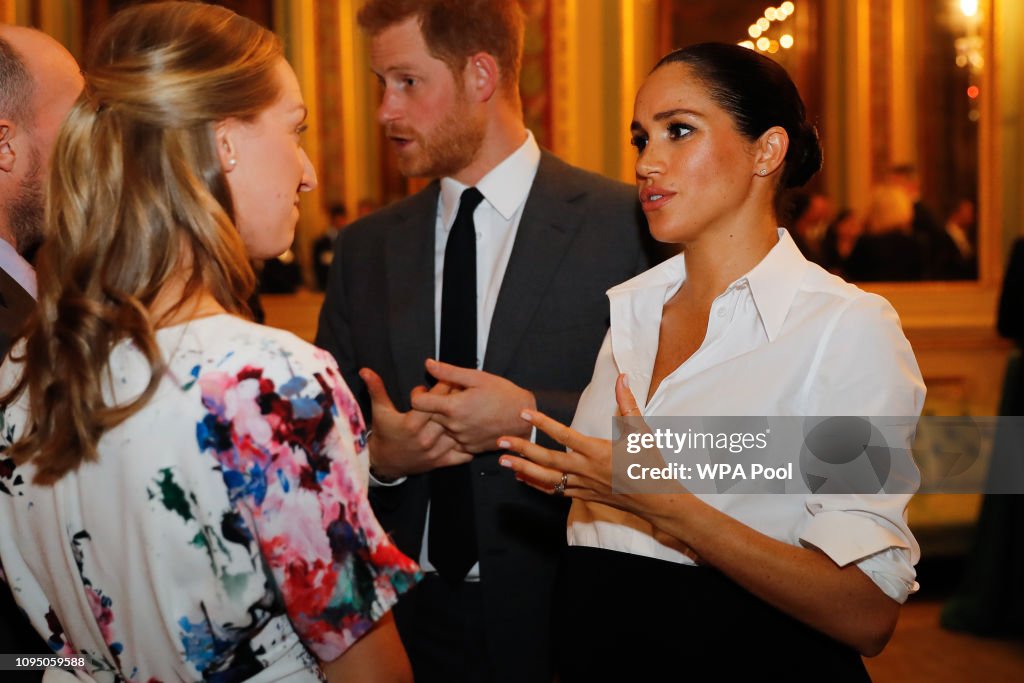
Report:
0,315,420,681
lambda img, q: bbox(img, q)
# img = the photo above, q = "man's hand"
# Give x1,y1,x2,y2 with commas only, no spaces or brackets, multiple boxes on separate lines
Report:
409,359,537,453
360,368,472,480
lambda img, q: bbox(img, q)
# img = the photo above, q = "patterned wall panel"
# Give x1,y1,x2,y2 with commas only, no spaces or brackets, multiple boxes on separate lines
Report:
521,0,553,150
315,0,345,210
869,0,893,183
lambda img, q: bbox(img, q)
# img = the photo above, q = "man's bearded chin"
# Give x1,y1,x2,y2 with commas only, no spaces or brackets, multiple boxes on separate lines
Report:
7,149,45,260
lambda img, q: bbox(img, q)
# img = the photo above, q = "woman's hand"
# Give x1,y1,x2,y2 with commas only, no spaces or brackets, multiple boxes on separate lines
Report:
498,374,700,563
498,374,687,514
498,374,630,503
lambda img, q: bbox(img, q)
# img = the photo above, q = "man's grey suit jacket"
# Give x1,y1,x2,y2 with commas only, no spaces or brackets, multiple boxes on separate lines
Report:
316,151,654,681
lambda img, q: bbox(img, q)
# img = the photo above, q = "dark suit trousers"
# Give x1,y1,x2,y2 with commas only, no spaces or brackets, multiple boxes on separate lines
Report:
394,576,494,683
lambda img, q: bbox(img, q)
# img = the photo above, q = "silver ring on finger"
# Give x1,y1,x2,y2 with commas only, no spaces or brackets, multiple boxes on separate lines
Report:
554,472,569,496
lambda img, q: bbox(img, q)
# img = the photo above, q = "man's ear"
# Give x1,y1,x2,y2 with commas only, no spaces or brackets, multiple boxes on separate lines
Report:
0,122,17,174
463,52,499,103
753,126,789,178
214,119,238,173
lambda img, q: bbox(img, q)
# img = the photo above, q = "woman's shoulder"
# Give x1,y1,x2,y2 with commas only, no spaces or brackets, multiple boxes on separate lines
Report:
160,314,336,372
782,263,912,360
798,261,898,316
155,315,347,403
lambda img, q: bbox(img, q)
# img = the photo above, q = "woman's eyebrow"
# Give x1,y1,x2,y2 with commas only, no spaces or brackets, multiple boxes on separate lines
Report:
653,107,701,121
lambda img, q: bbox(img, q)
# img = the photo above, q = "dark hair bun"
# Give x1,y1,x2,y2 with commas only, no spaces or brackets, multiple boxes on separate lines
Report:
784,121,823,189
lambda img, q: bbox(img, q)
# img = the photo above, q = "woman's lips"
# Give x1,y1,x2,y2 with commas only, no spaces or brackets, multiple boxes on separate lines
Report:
640,188,677,212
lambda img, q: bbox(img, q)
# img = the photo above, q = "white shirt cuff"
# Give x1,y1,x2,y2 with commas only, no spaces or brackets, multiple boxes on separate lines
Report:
855,547,919,603
799,509,910,567
368,469,407,487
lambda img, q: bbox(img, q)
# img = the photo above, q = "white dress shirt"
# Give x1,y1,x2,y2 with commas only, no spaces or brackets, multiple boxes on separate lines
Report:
373,131,542,578
433,131,541,362
568,229,925,603
0,237,37,299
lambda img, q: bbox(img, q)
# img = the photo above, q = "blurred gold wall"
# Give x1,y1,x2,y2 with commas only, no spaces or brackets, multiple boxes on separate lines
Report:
3,0,1022,295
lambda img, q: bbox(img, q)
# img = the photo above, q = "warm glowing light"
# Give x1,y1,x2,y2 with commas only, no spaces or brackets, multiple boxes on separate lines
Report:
955,54,968,67
757,17,770,30
765,7,778,21
738,40,756,50
749,24,763,38
767,40,780,53
756,37,771,51
781,1,795,14
780,34,794,49
967,85,980,99
960,0,978,17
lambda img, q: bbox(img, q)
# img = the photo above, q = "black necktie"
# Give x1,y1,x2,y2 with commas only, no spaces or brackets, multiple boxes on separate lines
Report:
429,187,484,581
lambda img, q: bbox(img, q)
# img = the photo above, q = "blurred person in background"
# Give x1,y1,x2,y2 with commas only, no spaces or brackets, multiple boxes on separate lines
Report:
313,202,347,290
941,235,1024,635
819,208,863,278
944,198,977,279
888,164,961,279
785,190,832,264
846,184,924,281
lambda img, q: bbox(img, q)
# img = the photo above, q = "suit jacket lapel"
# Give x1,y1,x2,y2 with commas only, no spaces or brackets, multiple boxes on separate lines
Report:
0,267,36,361
483,153,586,377
387,183,440,400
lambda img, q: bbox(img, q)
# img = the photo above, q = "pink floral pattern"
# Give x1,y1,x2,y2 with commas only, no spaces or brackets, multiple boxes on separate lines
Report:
196,359,421,661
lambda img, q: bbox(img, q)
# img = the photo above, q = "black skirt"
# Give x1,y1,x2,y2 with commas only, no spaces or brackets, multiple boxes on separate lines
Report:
555,545,871,682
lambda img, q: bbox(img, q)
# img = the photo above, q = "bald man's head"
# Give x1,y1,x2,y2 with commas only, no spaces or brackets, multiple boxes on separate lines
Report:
0,25,83,255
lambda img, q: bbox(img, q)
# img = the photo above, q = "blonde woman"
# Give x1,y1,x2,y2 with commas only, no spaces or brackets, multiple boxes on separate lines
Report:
0,3,417,680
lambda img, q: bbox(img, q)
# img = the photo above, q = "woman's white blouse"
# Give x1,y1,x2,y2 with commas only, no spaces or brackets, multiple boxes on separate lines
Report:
568,230,925,603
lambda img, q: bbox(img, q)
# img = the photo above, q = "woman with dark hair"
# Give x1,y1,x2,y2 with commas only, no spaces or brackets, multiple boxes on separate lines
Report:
499,43,923,680
0,3,418,680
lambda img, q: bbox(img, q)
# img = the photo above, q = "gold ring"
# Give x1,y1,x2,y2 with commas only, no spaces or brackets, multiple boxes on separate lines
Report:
554,472,569,496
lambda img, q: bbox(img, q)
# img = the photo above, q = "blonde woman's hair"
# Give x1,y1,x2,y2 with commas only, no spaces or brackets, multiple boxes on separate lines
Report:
866,184,914,235
2,1,283,483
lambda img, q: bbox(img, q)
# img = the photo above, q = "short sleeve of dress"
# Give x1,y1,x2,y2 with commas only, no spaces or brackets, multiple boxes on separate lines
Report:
798,293,925,603
195,339,421,662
